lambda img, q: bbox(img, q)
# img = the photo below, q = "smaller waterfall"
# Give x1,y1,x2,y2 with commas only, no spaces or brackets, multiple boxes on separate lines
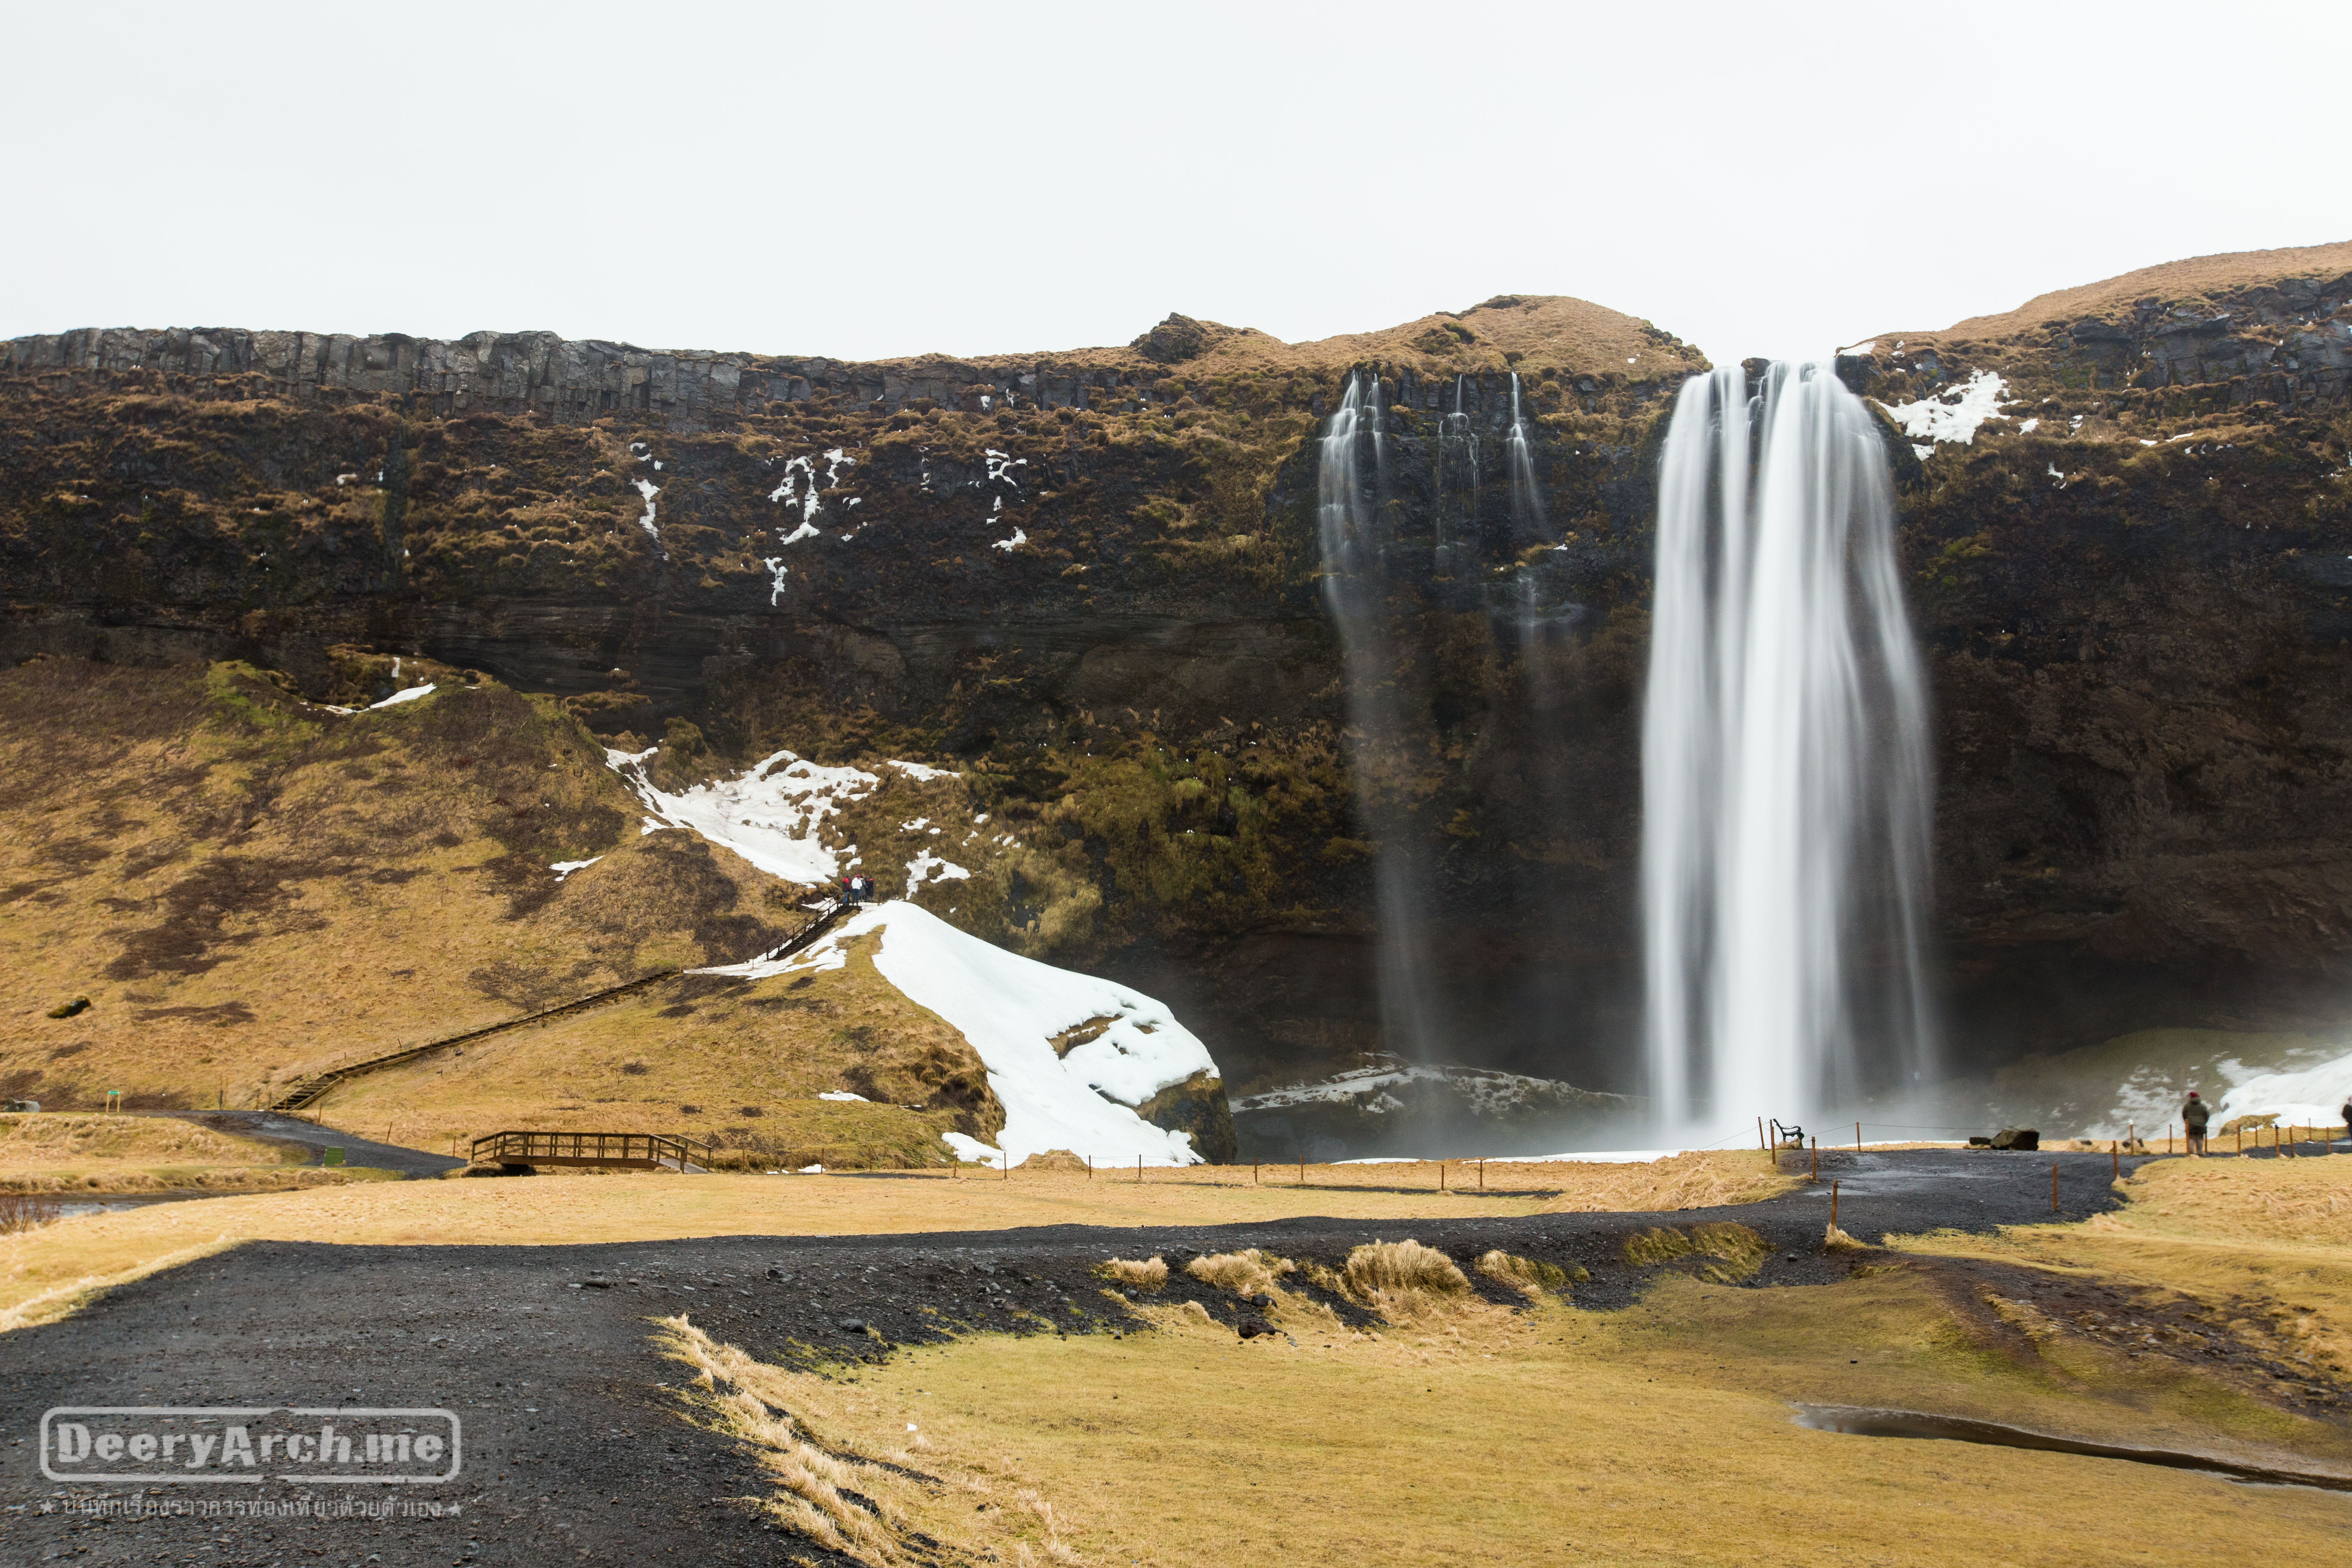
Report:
1319,371,1439,1061
1504,371,1542,538
1642,362,1935,1139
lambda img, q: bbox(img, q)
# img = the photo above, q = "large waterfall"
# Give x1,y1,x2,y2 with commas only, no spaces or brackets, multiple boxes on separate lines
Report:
1318,372,1439,1060
1642,362,1935,1139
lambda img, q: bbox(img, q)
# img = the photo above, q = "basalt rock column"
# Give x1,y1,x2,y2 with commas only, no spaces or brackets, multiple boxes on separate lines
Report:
1643,363,1935,1139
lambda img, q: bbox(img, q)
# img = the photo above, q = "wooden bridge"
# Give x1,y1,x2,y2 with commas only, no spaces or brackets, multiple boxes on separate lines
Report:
469,1130,712,1172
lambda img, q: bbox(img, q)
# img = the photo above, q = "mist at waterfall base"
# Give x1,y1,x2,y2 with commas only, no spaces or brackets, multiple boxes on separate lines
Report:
1642,362,1937,1148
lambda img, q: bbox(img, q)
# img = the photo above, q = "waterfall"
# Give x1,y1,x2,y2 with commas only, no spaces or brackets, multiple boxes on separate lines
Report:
1504,372,1542,539
1642,362,1935,1139
1318,371,1438,1060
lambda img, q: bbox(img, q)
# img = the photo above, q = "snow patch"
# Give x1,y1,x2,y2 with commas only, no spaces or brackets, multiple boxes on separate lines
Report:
633,477,661,547
944,1131,1002,1168
761,557,790,606
904,849,970,898
1836,341,1877,358
817,1091,868,1102
2017,418,2040,434
989,527,1028,552
983,449,1028,488
1879,370,2015,451
369,684,436,710
698,902,1216,1165
550,858,602,880
888,760,956,782
603,746,878,884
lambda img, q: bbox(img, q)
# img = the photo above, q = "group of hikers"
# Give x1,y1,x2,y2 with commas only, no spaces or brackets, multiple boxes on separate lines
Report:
2178,1090,2352,1155
838,872,877,906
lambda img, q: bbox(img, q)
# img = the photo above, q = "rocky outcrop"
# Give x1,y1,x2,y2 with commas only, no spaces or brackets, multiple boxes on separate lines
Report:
1836,241,2352,1057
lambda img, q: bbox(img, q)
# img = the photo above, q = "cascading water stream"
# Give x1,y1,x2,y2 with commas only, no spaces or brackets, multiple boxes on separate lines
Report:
1504,372,1542,539
1642,362,1935,1139
1318,371,1439,1060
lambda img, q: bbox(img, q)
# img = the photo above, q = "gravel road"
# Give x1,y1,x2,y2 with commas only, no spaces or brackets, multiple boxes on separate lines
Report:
0,1148,2253,1565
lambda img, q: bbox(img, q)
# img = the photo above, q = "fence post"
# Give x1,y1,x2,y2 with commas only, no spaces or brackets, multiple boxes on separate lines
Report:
1855,1121,1861,1152
1478,1159,1485,1190
2111,1142,2119,1181
1136,1155,1142,1185
1830,1179,1839,1229
1299,1155,1306,1187
1087,1155,1093,1181
1439,1162,1446,1193
1810,1137,1817,1183
1254,1163,1260,1185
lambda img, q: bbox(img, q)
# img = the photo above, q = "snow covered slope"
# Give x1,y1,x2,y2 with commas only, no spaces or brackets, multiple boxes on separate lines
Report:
701,902,1216,1166
604,744,879,884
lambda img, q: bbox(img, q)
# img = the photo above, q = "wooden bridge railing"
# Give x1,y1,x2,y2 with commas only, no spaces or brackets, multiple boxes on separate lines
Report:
469,1130,711,1170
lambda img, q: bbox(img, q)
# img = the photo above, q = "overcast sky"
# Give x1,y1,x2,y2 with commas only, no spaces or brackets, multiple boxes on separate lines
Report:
8,2,2346,368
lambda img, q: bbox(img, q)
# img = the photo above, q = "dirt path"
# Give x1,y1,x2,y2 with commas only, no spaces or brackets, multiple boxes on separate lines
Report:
173,1110,468,1179
0,1149,2150,1565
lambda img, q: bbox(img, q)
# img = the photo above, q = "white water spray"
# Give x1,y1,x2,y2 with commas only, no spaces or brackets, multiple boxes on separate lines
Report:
1642,363,1935,1139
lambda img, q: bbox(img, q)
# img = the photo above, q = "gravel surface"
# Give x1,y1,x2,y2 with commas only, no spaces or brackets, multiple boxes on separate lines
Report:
0,1149,2214,1565
170,1112,468,1179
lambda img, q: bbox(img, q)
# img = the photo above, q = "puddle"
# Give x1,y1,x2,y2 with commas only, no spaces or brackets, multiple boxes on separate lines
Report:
1794,1406,2352,1492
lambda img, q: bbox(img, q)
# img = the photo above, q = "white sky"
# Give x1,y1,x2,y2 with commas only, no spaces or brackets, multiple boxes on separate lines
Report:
7,1,2347,368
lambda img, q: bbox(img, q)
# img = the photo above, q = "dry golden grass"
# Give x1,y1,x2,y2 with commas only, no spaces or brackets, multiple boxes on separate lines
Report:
314,929,996,1170
0,1110,401,1196
0,1112,294,1169
1473,1249,1573,1295
0,1156,1770,1333
1892,1152,2352,1387
686,1254,2352,1568
1093,1256,1166,1291
0,659,1004,1167
858,293,1699,386
1917,239,2352,343
1183,1247,1294,1298
1537,1149,1801,1211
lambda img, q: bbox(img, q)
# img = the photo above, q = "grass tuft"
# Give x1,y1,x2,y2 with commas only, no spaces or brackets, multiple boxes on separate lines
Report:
1475,1250,1576,1294
1094,1256,1167,1291
1185,1248,1294,1297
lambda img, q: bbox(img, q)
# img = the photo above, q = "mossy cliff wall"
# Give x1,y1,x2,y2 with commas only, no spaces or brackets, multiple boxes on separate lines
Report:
6,248,2352,1106
1841,245,2352,1057
0,300,1693,1100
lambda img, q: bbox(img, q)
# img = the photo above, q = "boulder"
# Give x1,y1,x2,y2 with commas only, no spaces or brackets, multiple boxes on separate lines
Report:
1989,1127,2041,1151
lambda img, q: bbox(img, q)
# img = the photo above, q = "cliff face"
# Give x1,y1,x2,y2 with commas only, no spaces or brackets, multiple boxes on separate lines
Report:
0,300,1699,1123
6,248,2351,1144
1835,242,2352,1061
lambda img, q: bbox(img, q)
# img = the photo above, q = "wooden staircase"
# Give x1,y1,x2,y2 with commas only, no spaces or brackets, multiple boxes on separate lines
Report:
750,896,853,966
264,968,682,1112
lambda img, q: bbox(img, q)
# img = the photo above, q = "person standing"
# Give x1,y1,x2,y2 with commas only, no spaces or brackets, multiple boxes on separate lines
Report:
2182,1090,2211,1157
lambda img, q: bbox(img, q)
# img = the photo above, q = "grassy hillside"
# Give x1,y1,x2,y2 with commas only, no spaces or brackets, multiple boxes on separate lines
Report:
0,656,1013,1164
